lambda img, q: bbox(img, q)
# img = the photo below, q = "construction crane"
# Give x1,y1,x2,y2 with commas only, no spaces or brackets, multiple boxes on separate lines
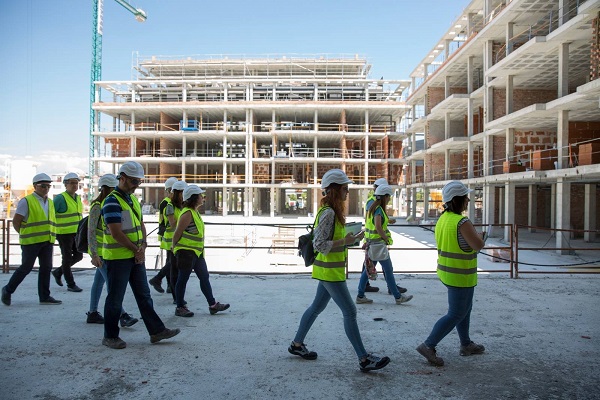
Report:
89,0,146,179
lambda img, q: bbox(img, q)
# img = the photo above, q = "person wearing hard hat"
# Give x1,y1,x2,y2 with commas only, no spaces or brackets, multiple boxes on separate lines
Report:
416,181,486,367
356,183,413,305
161,180,187,303
2,173,61,306
85,174,138,327
100,161,180,349
288,169,390,372
148,176,178,294
172,184,230,317
51,172,84,292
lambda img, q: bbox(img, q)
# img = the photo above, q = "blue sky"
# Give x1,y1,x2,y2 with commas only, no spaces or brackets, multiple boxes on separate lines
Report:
0,0,467,174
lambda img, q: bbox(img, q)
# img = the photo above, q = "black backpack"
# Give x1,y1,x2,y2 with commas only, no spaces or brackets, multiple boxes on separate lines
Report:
297,208,330,267
74,216,89,253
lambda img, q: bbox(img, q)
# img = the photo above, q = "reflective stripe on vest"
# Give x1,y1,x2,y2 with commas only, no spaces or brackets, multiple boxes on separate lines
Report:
55,192,83,234
89,200,104,258
434,212,478,287
19,195,56,245
173,208,204,257
102,192,143,260
161,202,181,251
364,205,393,245
158,197,171,244
312,206,347,282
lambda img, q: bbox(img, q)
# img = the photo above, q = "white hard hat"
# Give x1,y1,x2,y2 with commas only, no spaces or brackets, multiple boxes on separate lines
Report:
171,180,187,192
320,169,353,189
183,184,205,201
374,184,393,197
118,161,145,179
98,174,118,188
374,178,388,187
442,181,473,203
164,177,178,190
63,172,80,183
32,173,52,184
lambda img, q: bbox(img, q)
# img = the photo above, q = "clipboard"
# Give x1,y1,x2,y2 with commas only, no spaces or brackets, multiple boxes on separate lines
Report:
345,222,363,246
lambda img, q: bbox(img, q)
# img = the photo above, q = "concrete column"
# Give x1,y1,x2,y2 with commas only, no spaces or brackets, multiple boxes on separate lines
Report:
445,75,451,98
555,178,571,254
506,75,514,115
557,110,569,169
484,0,492,23
558,0,567,26
467,184,476,220
445,112,451,140
558,42,569,98
182,85,187,103
504,181,515,241
131,87,136,103
411,159,416,186
411,77,416,95
528,184,537,232
445,149,450,180
551,183,556,234
411,186,417,218
506,22,514,55
467,13,475,36
467,56,474,93
483,135,493,176
444,39,451,61
423,63,430,79
223,84,228,102
584,184,597,242
270,187,275,217
467,98,474,136
483,41,494,124
468,141,474,179
314,84,318,101
506,128,514,162
498,186,505,225
483,184,496,228
182,134,187,158
423,187,430,221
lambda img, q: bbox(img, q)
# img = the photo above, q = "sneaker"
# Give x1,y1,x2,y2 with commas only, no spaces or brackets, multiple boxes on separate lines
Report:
395,294,413,304
67,285,83,293
460,341,485,356
209,302,230,315
52,270,63,286
388,285,408,294
288,342,318,360
148,277,164,293
102,337,126,349
119,313,139,328
175,306,194,317
365,284,380,293
40,296,62,305
356,296,373,304
359,354,390,372
416,343,444,366
86,311,104,324
1,286,11,306
150,328,181,344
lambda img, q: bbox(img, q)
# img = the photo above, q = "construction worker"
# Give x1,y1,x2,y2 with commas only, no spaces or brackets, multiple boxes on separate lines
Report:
51,172,84,292
101,161,180,349
2,173,61,306
148,176,178,293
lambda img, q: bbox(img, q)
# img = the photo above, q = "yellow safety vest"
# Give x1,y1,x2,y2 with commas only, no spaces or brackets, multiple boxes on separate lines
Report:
364,192,375,216
312,207,347,282
55,192,83,235
102,191,143,260
365,205,393,245
435,212,478,287
19,194,57,245
89,200,104,258
161,201,181,251
173,207,204,257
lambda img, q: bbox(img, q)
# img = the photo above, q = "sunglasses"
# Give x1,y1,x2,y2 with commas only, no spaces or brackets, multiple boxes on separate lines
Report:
37,184,51,189
128,177,142,186
65,180,79,185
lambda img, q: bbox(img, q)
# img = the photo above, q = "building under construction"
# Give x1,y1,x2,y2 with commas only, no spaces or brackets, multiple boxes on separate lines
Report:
92,55,408,217
402,0,600,249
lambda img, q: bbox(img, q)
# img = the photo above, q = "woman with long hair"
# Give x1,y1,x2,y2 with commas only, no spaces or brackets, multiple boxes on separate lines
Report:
165,180,186,303
86,174,138,327
288,169,390,372
417,181,486,367
172,185,229,317
356,183,413,305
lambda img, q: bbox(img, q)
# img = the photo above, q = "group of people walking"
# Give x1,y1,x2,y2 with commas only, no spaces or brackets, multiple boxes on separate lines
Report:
288,169,485,371
2,165,484,369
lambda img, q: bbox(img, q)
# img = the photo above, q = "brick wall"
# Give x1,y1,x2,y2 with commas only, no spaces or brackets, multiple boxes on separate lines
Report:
493,89,556,120
425,154,445,182
426,86,468,114
492,136,506,174
449,150,468,179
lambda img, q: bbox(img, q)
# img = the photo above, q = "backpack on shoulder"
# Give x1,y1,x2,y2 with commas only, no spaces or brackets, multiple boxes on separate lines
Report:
74,216,89,253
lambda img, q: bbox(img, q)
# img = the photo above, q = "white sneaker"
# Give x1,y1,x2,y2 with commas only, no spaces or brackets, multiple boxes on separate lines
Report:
395,294,413,304
356,295,373,304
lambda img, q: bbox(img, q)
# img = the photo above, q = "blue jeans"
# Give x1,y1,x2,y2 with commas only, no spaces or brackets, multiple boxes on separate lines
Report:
88,260,126,315
294,280,367,360
103,258,165,338
425,284,475,348
358,257,401,299
5,242,53,301
175,250,215,308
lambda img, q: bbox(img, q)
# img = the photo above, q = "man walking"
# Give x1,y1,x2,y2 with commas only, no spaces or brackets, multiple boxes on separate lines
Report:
2,173,62,306
101,161,180,349
51,172,84,292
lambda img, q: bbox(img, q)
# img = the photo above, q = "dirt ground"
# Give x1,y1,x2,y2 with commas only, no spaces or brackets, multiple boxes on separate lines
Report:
0,271,598,400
